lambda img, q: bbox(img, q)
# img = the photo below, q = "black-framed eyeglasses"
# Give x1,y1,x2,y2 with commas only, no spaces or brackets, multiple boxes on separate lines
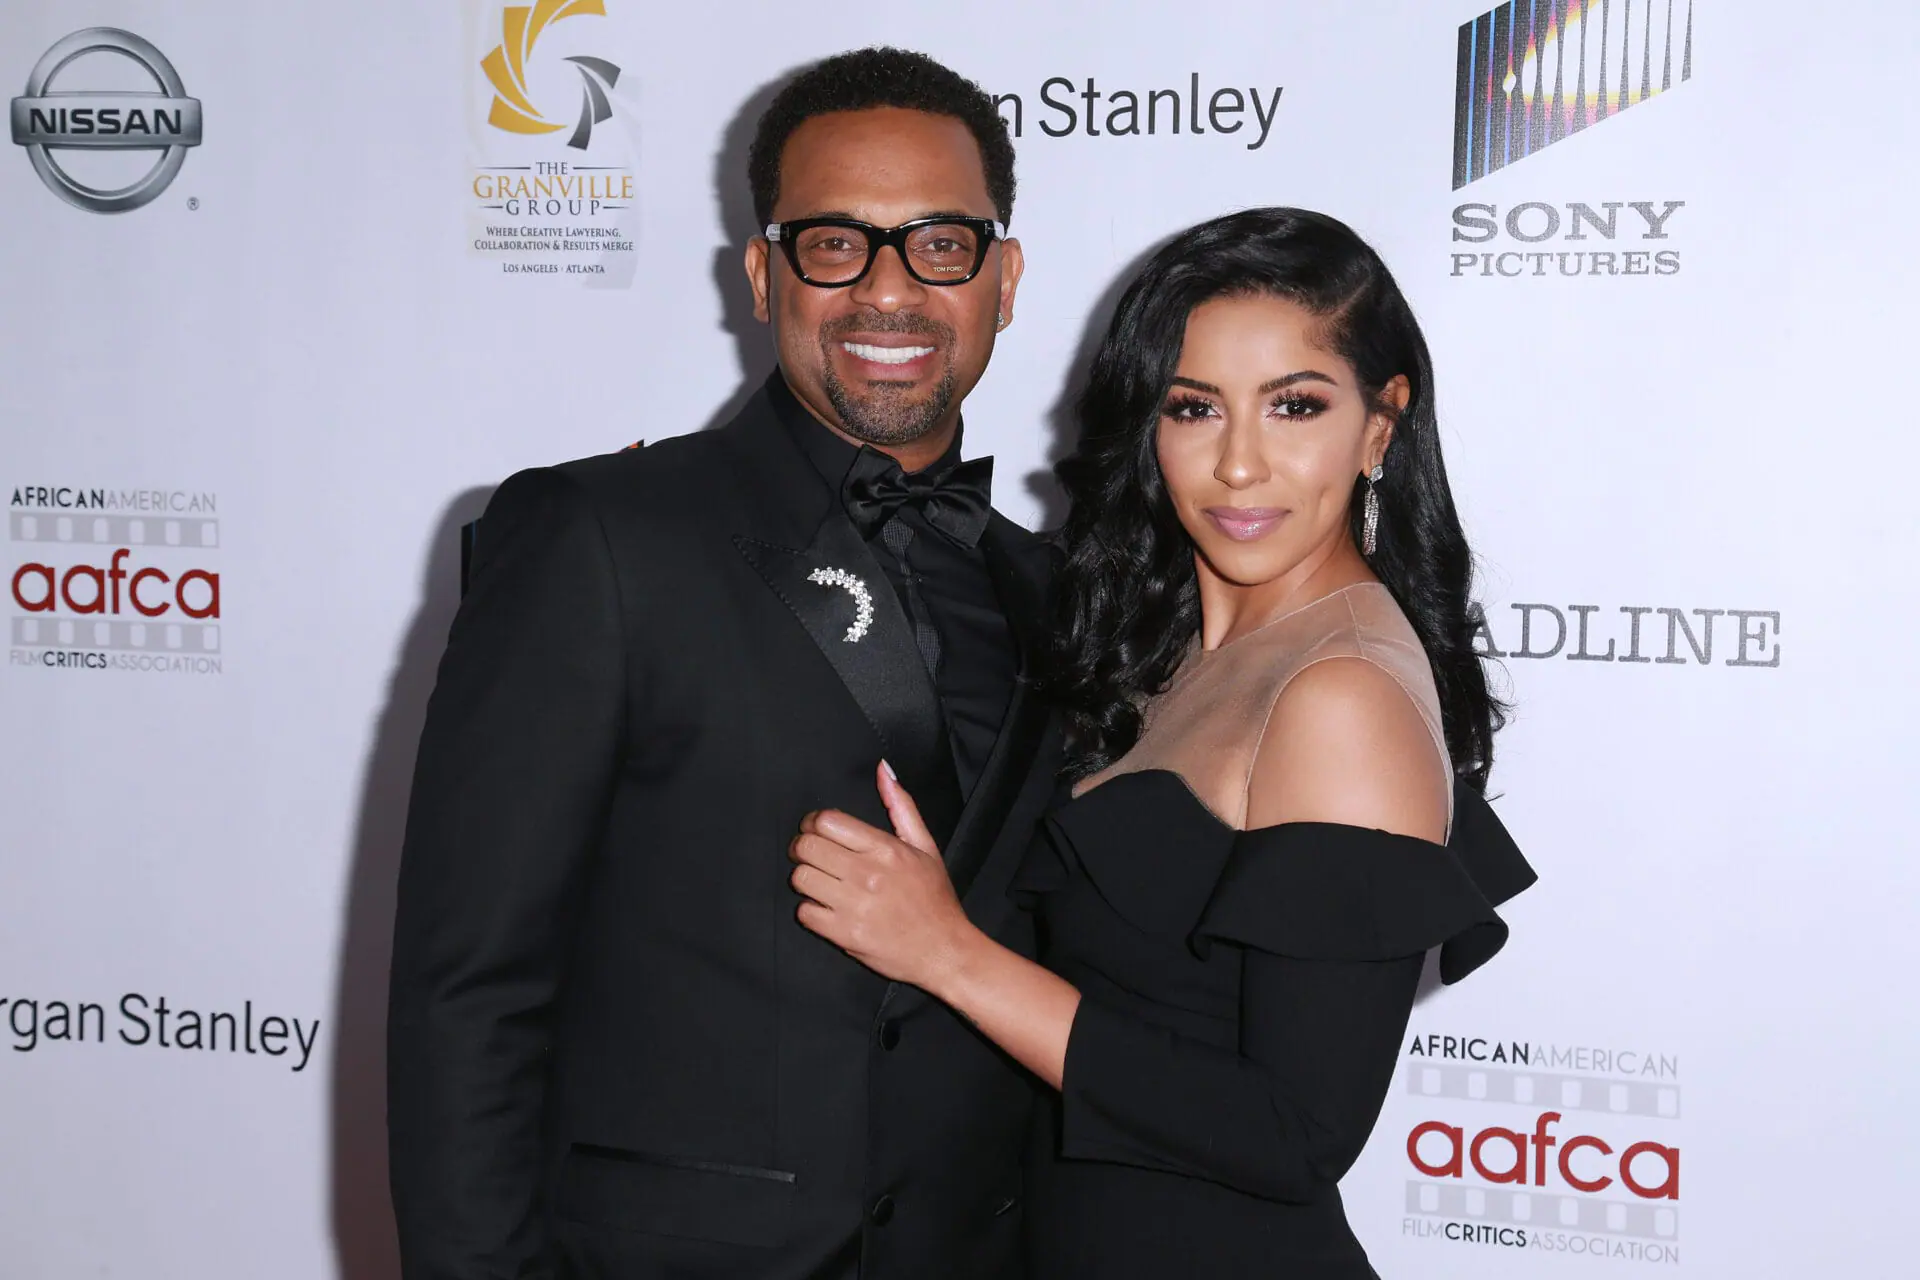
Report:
764,215,1006,288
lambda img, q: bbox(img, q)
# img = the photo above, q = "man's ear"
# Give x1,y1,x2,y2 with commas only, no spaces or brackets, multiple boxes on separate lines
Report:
994,236,1025,330
744,237,772,324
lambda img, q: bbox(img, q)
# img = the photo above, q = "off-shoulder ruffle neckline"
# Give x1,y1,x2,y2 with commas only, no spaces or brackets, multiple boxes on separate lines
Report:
1013,769,1536,985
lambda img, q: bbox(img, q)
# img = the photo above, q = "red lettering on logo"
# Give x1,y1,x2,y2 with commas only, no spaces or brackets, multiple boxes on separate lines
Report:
1531,1110,1561,1185
12,563,55,612
1468,1127,1528,1184
1407,1121,1464,1178
1619,1141,1680,1200
61,564,106,614
1559,1133,1614,1192
10,551,218,619
130,567,171,616
1407,1114,1677,1201
175,568,219,619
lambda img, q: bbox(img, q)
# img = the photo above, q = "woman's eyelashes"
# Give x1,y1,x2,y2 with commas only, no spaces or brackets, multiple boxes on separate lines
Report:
1160,393,1219,422
1160,391,1331,422
1270,391,1329,419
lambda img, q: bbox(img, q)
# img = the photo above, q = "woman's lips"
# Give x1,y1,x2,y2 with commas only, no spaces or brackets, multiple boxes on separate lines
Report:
1203,506,1289,541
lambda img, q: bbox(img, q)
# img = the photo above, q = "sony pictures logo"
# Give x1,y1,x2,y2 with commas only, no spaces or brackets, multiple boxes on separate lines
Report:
9,28,202,214
1446,1,1692,280
7,485,223,675
1451,0,1693,190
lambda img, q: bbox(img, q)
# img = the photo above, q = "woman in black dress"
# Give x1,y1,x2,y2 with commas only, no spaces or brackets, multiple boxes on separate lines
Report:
788,208,1534,1276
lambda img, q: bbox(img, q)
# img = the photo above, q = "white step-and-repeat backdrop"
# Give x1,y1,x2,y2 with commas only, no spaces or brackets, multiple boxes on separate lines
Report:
3,1,1914,1275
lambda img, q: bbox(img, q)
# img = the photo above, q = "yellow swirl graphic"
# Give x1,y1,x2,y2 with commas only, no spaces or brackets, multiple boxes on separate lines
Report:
482,0,608,136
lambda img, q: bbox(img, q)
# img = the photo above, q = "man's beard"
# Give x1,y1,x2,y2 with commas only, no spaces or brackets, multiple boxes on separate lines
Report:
818,313,959,447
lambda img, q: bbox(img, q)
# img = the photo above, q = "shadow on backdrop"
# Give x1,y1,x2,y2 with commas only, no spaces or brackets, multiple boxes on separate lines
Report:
1018,226,1469,1009
320,63,1185,1278
322,66,809,1280
322,66,805,1277
329,486,495,1280
698,58,1124,540
699,67,805,434
1025,233,1177,532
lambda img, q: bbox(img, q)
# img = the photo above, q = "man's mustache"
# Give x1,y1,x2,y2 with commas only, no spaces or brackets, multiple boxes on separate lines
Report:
822,311,953,342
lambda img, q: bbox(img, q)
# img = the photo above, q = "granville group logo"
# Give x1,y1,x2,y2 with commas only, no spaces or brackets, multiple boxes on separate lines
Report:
9,28,202,213
469,0,637,284
7,485,223,676
482,3,621,148
1446,1,1693,280
1396,1031,1683,1265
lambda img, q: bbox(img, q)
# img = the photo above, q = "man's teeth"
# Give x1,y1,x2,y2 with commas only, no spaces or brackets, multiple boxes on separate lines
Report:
843,342,933,365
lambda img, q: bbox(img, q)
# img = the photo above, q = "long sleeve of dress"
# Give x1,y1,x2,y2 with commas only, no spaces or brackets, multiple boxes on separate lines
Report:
1027,785,1535,1207
1060,951,1421,1203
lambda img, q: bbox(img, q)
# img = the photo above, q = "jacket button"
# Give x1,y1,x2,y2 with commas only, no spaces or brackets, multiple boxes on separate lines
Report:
870,1194,895,1226
878,1019,901,1051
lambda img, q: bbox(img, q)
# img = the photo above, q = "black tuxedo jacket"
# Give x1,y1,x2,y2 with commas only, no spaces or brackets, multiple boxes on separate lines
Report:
388,379,1060,1280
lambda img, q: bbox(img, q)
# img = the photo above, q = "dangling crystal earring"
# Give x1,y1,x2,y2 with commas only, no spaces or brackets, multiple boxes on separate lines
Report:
1362,464,1384,555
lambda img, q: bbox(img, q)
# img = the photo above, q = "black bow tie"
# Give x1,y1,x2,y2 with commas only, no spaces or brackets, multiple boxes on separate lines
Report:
842,447,994,548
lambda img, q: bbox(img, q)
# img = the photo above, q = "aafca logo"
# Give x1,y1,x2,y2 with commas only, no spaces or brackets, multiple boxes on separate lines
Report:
1394,1033,1682,1265
468,0,637,285
1446,1,1693,280
8,485,223,675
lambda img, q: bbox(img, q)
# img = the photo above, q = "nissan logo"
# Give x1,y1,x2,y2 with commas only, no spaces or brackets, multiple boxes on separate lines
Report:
10,28,202,213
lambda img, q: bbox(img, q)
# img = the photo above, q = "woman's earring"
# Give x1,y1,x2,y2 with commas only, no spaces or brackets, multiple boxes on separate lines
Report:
1362,464,1384,556
996,312,1008,330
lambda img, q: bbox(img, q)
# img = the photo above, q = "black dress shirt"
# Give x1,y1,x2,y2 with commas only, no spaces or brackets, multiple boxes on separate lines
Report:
769,375,1018,798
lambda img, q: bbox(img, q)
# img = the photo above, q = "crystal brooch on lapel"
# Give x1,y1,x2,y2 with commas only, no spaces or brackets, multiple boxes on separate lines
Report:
807,567,875,642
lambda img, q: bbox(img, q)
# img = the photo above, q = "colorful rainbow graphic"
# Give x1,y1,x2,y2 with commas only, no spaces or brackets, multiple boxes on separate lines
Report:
1452,0,1693,188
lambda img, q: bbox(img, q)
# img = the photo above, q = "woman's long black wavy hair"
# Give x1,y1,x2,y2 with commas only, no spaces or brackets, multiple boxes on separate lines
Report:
1044,207,1506,791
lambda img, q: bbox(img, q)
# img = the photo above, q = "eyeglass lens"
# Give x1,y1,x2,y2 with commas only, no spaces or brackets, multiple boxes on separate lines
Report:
793,223,983,284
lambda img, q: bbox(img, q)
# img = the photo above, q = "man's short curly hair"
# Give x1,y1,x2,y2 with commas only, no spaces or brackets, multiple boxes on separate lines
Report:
748,47,1016,228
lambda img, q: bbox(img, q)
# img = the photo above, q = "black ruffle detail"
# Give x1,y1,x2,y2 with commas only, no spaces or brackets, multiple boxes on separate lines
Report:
1010,769,1536,985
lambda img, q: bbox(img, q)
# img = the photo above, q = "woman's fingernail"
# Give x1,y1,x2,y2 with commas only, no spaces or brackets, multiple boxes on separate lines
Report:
881,759,898,783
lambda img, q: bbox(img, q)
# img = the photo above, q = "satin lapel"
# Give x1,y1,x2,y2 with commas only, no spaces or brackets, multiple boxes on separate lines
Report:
943,521,1053,903
727,416,964,846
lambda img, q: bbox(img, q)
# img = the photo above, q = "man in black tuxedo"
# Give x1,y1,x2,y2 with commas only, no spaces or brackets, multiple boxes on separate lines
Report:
387,48,1053,1280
